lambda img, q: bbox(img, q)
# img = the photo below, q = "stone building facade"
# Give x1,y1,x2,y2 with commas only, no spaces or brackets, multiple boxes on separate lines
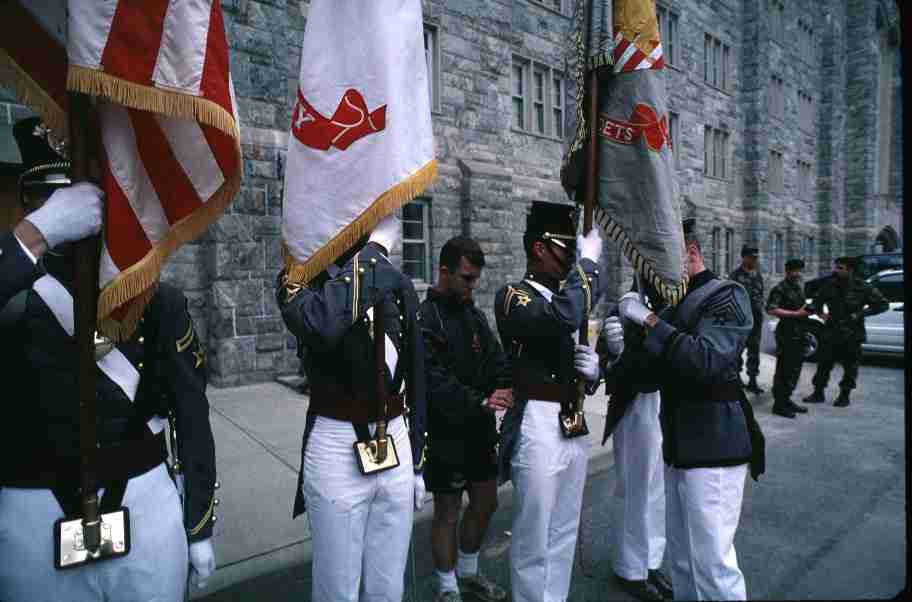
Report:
0,1,902,387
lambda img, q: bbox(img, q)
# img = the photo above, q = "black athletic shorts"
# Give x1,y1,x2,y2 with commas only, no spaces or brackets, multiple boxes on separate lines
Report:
424,448,498,494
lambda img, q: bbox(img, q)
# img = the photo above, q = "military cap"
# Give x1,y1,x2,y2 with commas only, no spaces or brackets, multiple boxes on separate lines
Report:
682,217,697,237
834,255,856,267
13,117,70,204
525,201,577,251
785,258,805,271
741,244,760,257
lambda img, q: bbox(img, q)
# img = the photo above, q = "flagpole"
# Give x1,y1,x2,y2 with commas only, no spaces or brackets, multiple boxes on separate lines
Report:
68,90,104,554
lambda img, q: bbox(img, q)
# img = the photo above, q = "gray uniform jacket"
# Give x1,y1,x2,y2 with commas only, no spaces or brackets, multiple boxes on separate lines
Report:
643,269,755,469
278,242,427,518
494,259,603,483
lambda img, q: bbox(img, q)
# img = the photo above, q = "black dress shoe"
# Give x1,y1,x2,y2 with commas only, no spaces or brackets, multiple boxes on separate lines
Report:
787,400,808,413
772,404,796,418
745,381,764,394
804,390,825,403
834,391,851,407
647,570,674,600
615,573,669,601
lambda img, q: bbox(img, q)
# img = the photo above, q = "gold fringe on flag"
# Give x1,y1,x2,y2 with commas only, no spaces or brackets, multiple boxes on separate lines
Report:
283,158,439,286
67,65,240,145
0,49,67,145
592,204,689,306
96,171,241,341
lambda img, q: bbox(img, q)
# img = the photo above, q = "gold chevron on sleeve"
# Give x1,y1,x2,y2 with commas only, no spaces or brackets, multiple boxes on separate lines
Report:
175,321,195,353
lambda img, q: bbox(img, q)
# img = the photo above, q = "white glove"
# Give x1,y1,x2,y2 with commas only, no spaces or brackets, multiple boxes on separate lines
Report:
577,228,603,262
414,474,427,511
369,213,401,252
574,344,600,382
603,316,624,357
619,291,653,326
24,182,104,249
189,539,216,589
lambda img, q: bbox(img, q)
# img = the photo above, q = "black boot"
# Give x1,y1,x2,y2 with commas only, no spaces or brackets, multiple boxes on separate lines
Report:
834,389,851,407
787,399,808,413
745,377,764,394
803,389,825,403
772,400,796,418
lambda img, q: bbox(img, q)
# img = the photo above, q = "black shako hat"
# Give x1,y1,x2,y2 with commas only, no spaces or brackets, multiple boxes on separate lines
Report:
13,116,70,205
525,201,577,253
785,258,805,271
835,255,856,268
741,244,760,257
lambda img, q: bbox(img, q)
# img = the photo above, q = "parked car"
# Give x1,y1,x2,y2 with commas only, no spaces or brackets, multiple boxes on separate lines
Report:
760,268,904,361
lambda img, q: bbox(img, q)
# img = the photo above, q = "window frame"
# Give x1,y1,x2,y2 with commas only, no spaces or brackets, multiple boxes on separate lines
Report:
704,125,730,180
704,32,731,91
423,23,441,114
724,228,735,274
511,55,566,140
529,0,568,15
712,227,722,273
769,149,784,194
669,111,680,166
657,3,680,67
401,198,432,285
773,232,784,275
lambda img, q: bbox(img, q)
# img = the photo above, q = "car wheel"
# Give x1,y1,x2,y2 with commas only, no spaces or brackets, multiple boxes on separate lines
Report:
803,326,821,362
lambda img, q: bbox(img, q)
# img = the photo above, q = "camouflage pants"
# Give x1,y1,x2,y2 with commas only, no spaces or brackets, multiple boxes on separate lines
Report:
737,311,762,379
812,337,862,392
772,334,804,402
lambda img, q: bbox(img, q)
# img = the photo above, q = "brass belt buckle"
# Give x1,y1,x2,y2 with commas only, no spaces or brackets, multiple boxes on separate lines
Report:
559,410,589,438
354,436,400,475
54,508,131,570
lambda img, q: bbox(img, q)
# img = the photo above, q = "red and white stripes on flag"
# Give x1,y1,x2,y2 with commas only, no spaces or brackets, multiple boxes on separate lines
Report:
1,1,241,340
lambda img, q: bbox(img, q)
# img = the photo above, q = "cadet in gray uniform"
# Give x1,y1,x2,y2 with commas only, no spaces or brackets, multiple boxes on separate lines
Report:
619,218,764,601
728,245,764,394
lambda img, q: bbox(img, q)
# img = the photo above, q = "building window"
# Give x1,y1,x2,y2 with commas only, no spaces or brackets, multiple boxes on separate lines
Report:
669,111,680,166
402,199,431,283
797,90,814,131
804,235,815,263
797,20,814,59
530,0,567,14
711,227,722,273
875,25,895,195
773,232,784,274
423,24,441,112
724,228,735,274
511,56,565,139
657,4,680,66
797,159,813,201
704,33,730,90
704,126,729,179
770,0,786,44
770,75,785,120
769,150,784,194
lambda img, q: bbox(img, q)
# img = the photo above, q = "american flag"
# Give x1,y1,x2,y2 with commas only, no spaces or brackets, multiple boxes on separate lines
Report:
1,1,241,340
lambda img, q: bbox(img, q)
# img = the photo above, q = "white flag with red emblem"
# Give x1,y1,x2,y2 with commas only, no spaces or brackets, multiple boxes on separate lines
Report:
0,1,241,340
282,0,437,285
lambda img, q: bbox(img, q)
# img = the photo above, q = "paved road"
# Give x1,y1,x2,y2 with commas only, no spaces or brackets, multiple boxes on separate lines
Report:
202,355,906,600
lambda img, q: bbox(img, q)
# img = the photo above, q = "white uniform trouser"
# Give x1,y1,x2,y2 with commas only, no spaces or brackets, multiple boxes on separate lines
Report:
510,400,589,602
664,463,748,601
0,463,188,602
304,414,414,602
612,391,666,580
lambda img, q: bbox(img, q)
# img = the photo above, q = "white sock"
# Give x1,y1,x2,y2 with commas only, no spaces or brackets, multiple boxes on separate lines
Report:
456,549,479,577
436,569,458,592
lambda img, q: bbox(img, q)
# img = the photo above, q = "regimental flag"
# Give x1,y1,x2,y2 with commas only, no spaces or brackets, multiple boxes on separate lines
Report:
0,1,241,340
282,0,437,285
561,0,687,305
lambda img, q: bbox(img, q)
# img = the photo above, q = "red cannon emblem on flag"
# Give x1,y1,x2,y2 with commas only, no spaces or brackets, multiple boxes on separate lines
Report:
598,103,669,152
291,88,387,151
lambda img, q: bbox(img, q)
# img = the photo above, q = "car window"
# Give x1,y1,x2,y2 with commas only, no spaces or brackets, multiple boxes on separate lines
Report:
874,274,904,303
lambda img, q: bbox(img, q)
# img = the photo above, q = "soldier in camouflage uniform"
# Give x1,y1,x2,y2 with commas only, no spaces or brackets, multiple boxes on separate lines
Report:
803,256,889,407
728,245,764,393
766,259,812,418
